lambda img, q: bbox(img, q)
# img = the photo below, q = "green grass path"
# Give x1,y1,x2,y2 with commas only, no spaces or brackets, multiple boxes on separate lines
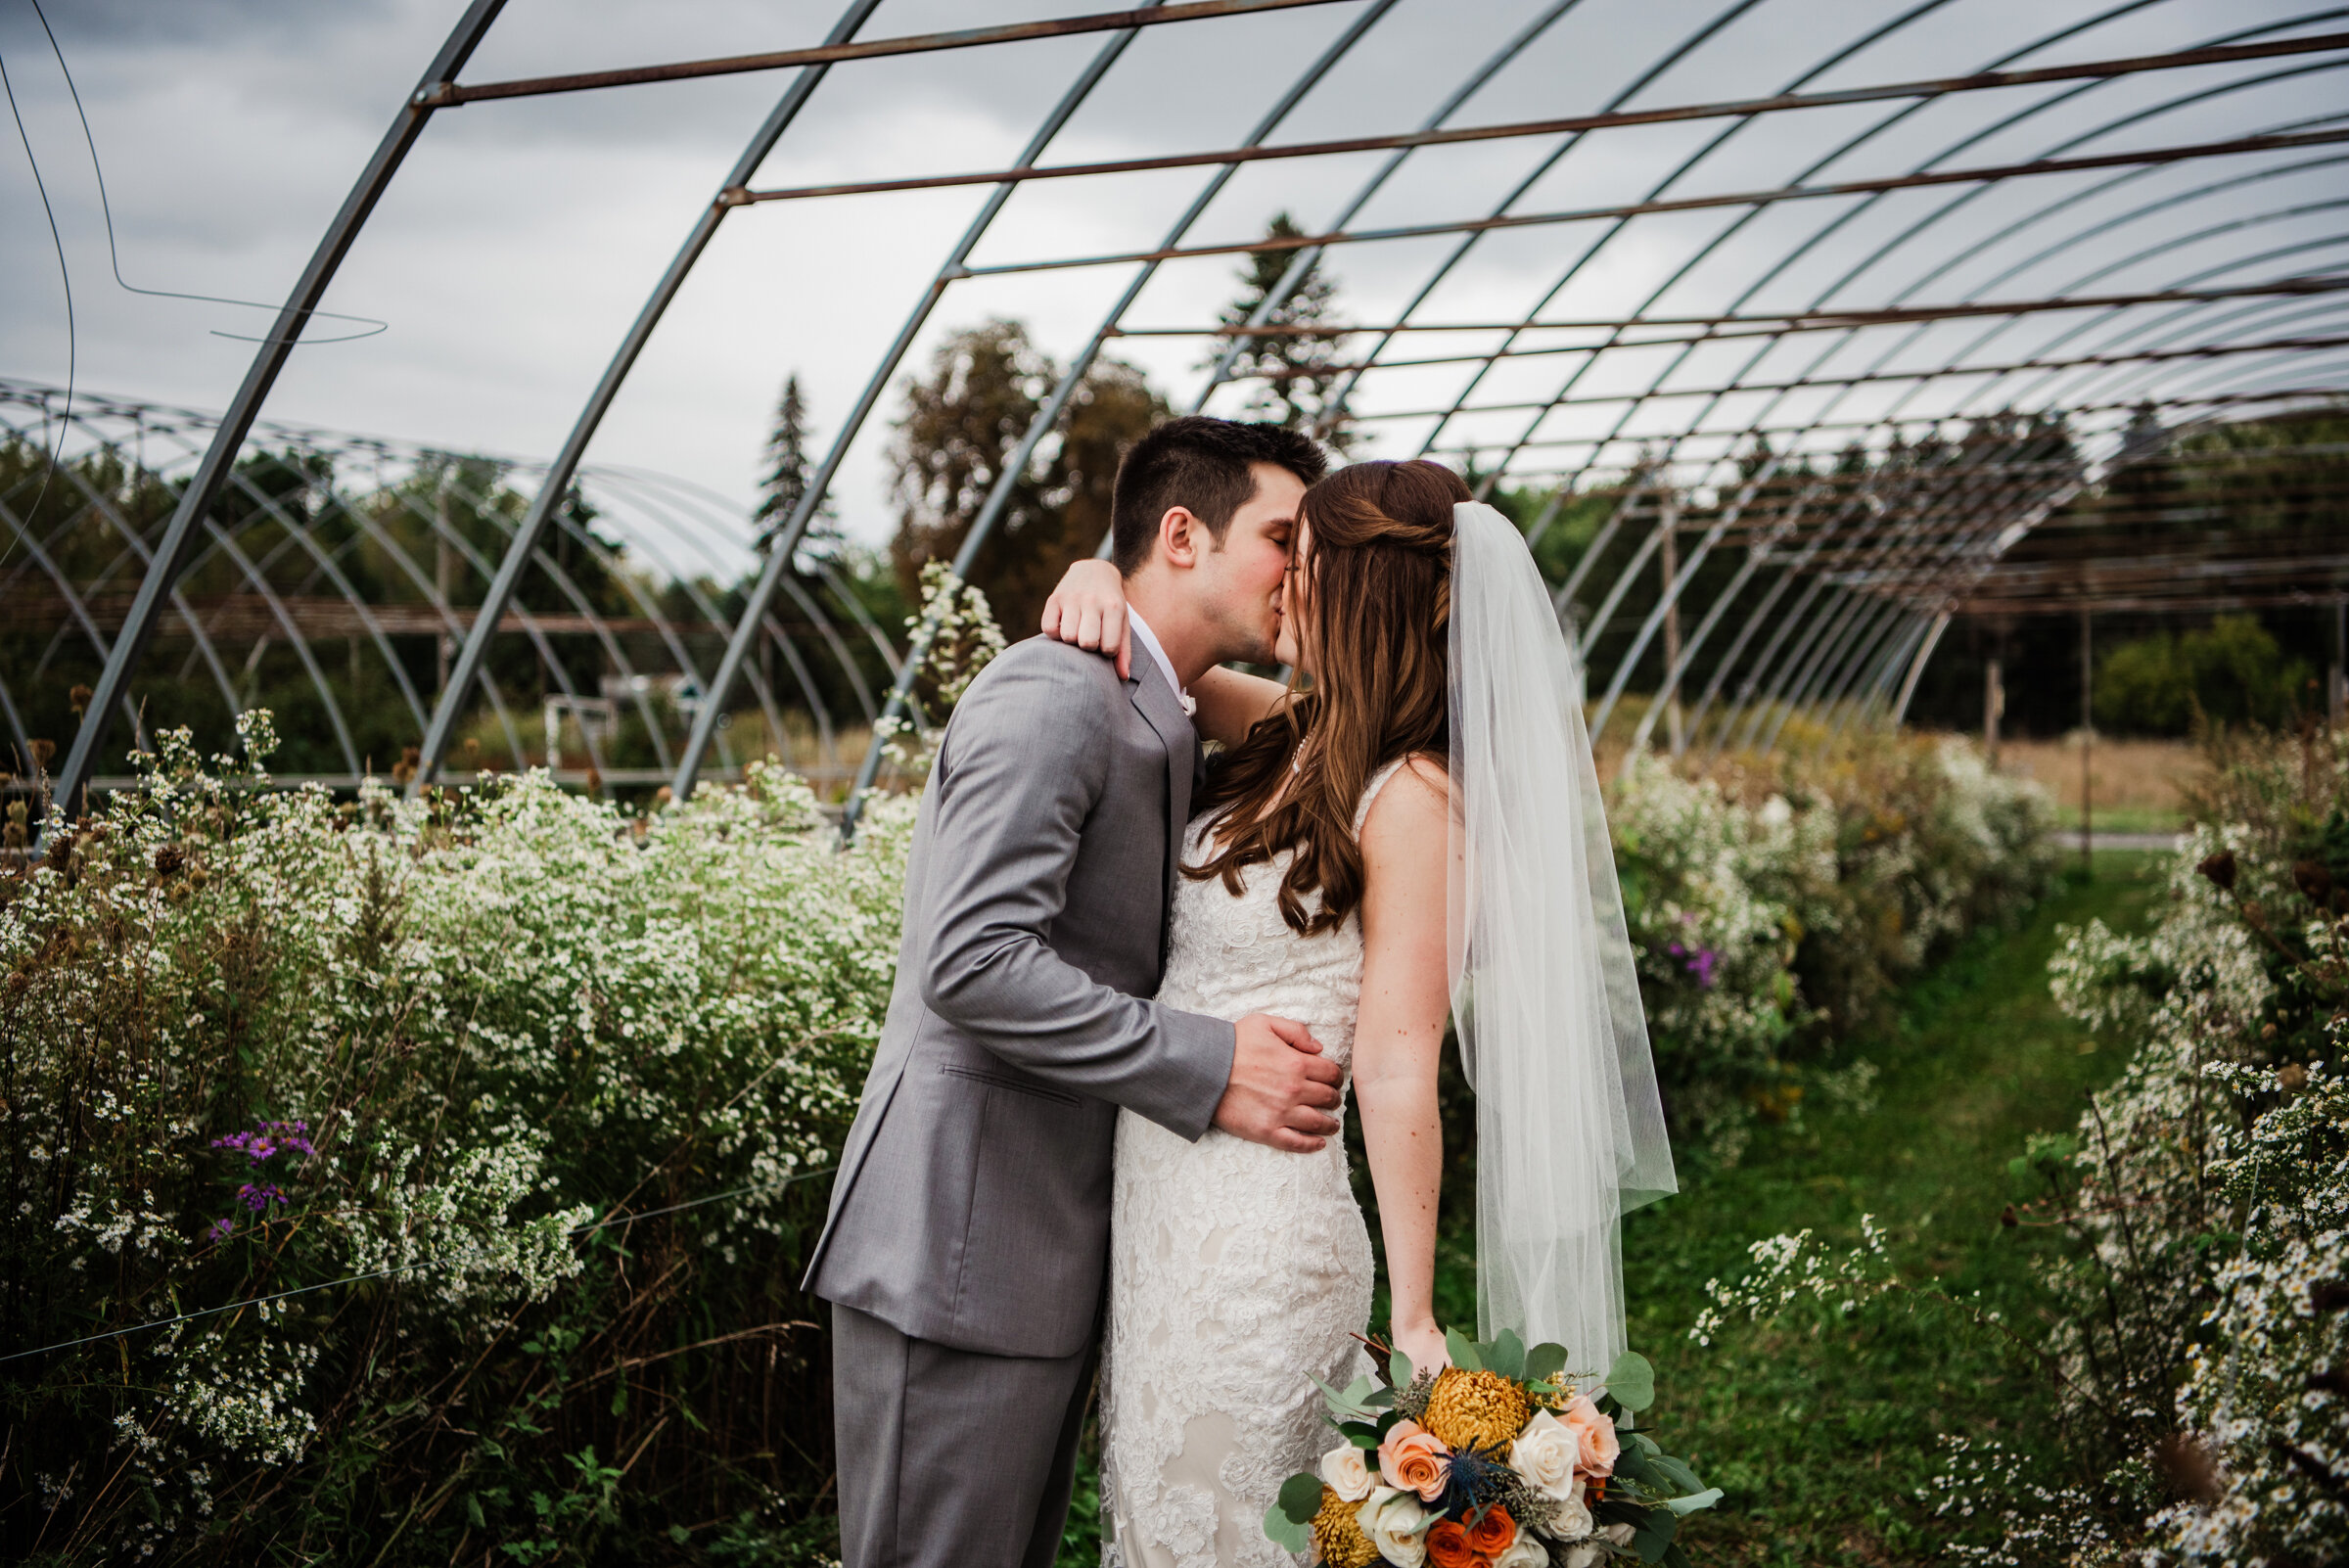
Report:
1627,853,2163,1565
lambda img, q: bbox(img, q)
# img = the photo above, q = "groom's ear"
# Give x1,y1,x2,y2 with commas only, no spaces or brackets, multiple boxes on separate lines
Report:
1159,505,1205,570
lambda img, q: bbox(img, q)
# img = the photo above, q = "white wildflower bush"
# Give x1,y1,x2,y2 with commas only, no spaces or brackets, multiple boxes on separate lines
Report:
1612,732,2058,1156
1690,724,2349,1563
0,710,914,1563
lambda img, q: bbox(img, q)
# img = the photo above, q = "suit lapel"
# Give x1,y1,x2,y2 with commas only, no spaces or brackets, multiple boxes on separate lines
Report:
1127,669,1198,938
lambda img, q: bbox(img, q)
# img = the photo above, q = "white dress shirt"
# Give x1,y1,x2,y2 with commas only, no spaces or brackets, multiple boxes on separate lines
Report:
1124,608,1196,717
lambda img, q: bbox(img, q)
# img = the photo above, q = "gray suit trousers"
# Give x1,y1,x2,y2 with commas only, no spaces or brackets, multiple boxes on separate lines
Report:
833,1302,1095,1568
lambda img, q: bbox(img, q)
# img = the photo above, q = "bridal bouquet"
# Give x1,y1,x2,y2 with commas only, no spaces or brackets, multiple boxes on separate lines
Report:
1265,1328,1719,1567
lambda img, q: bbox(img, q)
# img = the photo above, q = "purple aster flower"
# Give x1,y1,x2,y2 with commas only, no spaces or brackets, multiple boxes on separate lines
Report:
237,1182,288,1214
207,1216,235,1242
1688,947,1720,988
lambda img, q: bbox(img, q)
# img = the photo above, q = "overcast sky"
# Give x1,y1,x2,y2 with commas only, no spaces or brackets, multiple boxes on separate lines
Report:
4,0,2340,571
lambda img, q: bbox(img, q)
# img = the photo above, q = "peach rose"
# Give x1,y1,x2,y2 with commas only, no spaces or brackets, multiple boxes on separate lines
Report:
1424,1518,1475,1568
1465,1503,1516,1556
1559,1394,1620,1479
1378,1419,1453,1502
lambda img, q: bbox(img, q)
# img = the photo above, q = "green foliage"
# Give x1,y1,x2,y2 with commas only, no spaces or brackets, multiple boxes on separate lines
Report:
2093,614,2312,736
888,319,1166,638
1610,855,2164,1564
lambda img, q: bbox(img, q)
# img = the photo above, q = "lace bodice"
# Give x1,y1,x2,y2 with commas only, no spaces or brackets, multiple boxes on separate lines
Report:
1100,761,1406,1568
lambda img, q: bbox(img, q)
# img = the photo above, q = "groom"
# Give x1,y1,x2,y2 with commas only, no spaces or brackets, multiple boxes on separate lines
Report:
805,416,1338,1567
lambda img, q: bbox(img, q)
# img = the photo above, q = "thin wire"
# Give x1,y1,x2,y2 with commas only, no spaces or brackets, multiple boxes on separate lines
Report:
0,1165,836,1366
0,28,72,559
25,0,388,346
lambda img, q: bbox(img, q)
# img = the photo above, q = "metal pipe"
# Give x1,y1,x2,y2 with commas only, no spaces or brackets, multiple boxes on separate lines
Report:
415,0,887,794
431,0,1356,106
51,0,511,828
674,5,1164,807
838,0,1405,827
736,31,2349,206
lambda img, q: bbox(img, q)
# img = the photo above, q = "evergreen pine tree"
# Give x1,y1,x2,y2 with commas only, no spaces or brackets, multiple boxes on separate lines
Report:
1206,212,1356,448
755,374,828,555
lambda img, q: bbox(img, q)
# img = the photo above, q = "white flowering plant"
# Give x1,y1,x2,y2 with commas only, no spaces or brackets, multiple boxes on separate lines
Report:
1689,724,2349,1563
0,710,915,1562
1265,1327,1719,1567
1610,732,2058,1159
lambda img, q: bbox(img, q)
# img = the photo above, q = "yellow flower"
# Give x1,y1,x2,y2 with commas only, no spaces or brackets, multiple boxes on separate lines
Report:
1313,1484,1382,1568
1421,1366,1534,1453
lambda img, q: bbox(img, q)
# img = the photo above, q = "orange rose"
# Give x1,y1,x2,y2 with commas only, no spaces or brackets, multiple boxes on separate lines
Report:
1466,1503,1516,1555
1378,1419,1453,1502
1425,1518,1475,1568
1559,1394,1621,1479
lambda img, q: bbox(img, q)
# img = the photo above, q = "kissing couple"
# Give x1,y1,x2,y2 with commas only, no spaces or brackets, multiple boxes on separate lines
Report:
804,416,1676,1566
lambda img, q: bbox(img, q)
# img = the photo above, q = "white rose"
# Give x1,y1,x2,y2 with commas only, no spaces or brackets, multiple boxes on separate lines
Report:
1508,1408,1583,1501
1320,1442,1373,1501
1547,1487,1595,1542
1491,1538,1548,1568
1355,1488,1431,1568
1603,1523,1637,1546
1562,1546,1604,1568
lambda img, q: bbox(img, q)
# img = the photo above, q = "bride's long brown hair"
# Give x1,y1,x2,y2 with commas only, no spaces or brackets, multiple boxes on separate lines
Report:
1186,459,1464,936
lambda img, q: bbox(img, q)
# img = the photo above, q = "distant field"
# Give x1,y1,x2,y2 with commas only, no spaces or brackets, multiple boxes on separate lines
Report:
1988,734,2199,832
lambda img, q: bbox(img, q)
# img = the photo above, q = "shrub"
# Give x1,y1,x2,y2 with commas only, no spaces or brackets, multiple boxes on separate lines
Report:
1614,733,2059,1156
0,715,912,1563
2093,615,2312,736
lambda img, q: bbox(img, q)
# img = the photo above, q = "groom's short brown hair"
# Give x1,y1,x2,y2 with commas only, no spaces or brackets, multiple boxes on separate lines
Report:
1110,416,1328,576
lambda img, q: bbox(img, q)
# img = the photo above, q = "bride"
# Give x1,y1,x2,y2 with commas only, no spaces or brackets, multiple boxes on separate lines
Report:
1042,457,1675,1567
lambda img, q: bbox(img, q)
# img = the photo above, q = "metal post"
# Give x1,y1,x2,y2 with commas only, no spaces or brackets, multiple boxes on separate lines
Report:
1985,651,2004,764
47,0,511,831
1659,492,1683,758
2080,605,2094,873
2331,592,2345,725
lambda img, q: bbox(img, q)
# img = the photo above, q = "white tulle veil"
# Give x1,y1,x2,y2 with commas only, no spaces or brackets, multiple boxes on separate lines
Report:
1447,500,1676,1383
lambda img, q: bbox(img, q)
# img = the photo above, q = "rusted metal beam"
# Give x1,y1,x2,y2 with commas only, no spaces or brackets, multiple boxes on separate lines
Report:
1312,328,2349,383
425,0,1356,107
1101,277,2349,342
960,125,2349,277
737,30,2349,204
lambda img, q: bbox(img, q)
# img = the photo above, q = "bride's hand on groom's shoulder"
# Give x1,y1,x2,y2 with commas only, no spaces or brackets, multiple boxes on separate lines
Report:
1215,1013,1343,1154
1040,558,1130,678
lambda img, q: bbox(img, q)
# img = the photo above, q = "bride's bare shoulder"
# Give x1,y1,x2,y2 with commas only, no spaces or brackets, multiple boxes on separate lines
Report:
1360,754,1449,847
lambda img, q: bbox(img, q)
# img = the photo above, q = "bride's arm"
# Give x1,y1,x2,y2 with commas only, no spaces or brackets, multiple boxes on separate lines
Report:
1039,558,1290,749
1353,756,1454,1378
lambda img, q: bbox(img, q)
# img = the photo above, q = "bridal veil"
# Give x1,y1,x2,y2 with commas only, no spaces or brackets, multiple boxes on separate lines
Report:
1446,500,1676,1384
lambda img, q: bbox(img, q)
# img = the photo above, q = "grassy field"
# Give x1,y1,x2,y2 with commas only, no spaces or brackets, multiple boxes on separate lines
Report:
1618,851,2164,1565
1058,851,2165,1565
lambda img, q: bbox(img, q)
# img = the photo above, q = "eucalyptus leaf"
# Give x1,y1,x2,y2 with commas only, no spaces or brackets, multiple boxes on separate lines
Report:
1611,1447,1661,1488
1630,1501,1681,1562
1524,1341,1569,1384
1650,1454,1703,1495
1277,1472,1325,1524
1343,1375,1376,1407
1391,1349,1415,1388
1665,1487,1724,1517
1311,1371,1375,1420
1445,1326,1483,1372
1605,1350,1656,1412
1264,1503,1313,1551
1663,1542,1695,1568
1486,1327,1526,1381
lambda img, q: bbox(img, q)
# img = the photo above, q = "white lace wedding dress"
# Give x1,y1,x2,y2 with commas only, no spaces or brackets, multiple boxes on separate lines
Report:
1099,761,1406,1568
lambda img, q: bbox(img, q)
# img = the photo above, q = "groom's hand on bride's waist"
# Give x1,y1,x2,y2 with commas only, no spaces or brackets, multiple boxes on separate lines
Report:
1214,1014,1343,1153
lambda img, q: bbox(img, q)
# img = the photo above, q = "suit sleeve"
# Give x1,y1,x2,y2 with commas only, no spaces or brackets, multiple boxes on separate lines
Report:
915,643,1235,1140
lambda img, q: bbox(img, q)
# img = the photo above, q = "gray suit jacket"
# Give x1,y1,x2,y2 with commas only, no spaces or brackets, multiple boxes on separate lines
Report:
803,635,1236,1359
